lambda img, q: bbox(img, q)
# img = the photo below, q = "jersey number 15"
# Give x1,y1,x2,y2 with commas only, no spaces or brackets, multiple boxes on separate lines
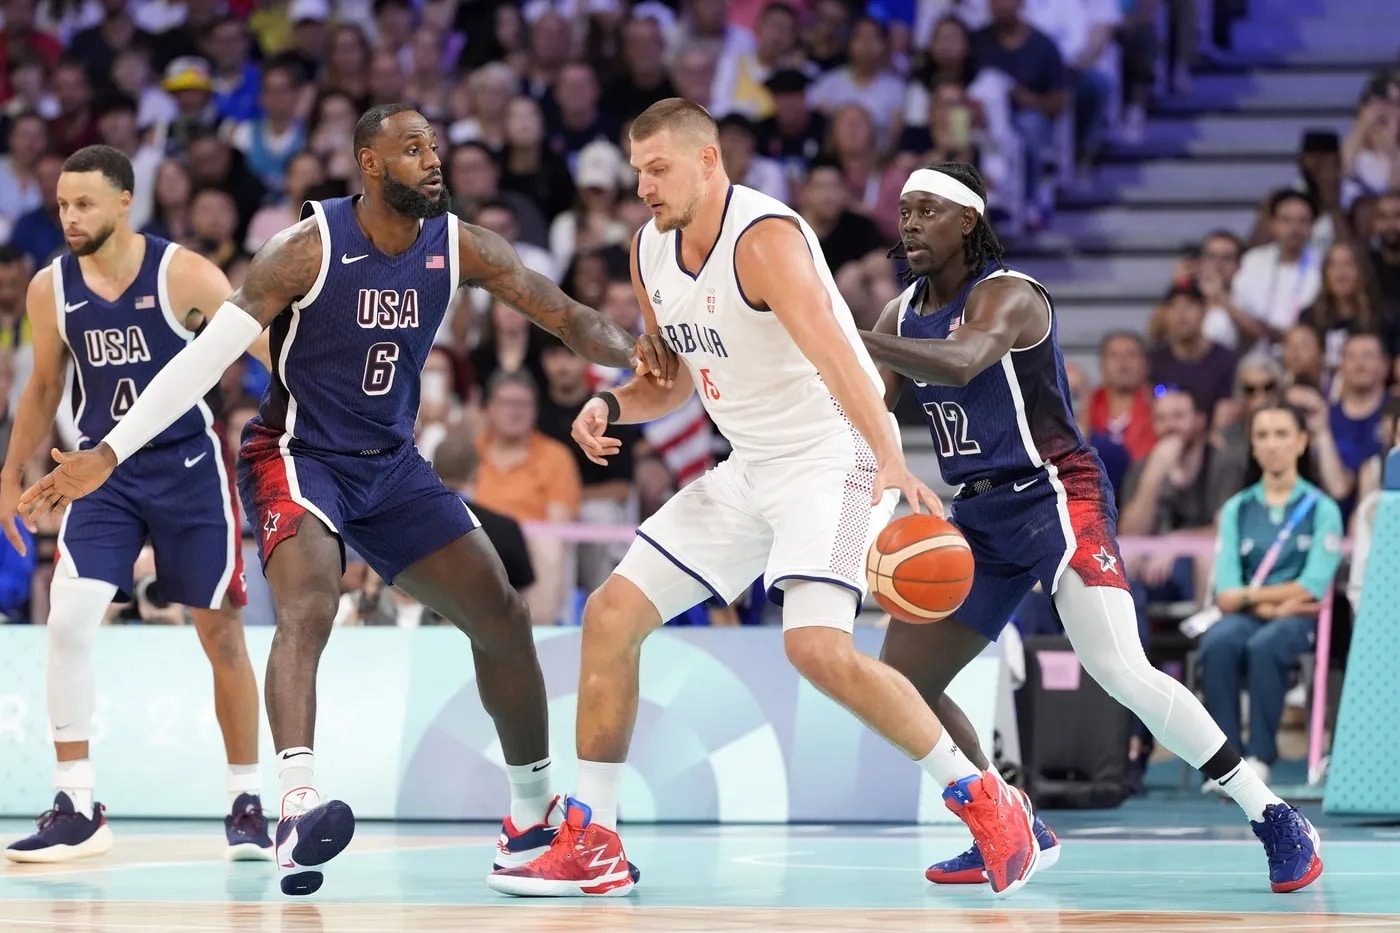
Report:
923,401,981,457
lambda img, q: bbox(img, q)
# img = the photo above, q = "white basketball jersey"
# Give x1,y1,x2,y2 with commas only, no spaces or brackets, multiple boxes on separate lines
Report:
637,184,891,463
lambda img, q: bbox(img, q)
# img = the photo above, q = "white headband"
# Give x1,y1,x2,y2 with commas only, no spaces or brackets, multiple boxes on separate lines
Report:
900,169,985,216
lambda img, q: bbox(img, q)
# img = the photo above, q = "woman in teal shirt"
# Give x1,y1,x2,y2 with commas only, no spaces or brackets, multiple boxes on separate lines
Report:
1199,402,1344,784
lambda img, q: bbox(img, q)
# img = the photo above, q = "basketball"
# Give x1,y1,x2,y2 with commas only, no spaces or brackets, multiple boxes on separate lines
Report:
865,514,974,623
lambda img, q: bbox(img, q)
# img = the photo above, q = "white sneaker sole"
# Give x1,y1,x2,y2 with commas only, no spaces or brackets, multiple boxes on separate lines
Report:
227,841,275,862
485,872,635,898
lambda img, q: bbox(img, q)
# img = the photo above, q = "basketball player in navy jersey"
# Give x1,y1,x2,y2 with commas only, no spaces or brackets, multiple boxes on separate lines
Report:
20,105,674,897
862,161,1323,894
0,145,274,862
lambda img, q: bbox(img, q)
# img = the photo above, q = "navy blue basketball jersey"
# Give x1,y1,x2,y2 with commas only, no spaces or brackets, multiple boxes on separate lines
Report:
899,267,1088,488
260,196,458,455
53,233,210,449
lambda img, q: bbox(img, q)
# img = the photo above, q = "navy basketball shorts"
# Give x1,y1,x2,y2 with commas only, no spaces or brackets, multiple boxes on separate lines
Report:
946,465,1129,641
238,422,480,583
55,429,247,609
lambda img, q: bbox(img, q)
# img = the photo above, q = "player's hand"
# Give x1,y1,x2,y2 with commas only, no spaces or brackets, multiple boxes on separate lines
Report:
571,397,623,466
1138,550,1178,588
630,333,677,388
0,471,31,556
18,445,118,523
874,459,943,515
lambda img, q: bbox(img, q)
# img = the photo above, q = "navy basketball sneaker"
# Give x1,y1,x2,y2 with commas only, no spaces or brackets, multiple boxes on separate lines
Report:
494,794,563,870
225,792,274,861
1252,803,1324,893
4,792,114,863
274,788,356,896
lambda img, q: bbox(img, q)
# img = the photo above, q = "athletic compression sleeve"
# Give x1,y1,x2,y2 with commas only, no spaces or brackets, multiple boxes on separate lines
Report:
103,303,266,463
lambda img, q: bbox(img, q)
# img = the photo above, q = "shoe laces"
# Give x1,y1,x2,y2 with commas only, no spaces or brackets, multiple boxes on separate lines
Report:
962,788,1017,865
1261,809,1306,864
34,808,77,832
232,802,267,835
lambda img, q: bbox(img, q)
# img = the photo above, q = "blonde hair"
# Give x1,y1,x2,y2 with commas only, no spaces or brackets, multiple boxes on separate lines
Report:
629,98,718,146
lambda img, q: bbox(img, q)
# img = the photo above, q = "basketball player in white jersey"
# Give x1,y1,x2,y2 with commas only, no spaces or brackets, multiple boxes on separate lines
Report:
487,99,1042,899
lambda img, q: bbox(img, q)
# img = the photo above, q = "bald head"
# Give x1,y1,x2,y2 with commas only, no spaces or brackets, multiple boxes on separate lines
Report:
630,97,718,147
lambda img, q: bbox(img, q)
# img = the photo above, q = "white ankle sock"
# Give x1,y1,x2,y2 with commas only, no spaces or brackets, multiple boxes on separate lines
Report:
916,728,982,787
276,747,315,801
55,759,95,816
506,758,554,827
227,764,261,810
574,760,622,830
1218,760,1284,822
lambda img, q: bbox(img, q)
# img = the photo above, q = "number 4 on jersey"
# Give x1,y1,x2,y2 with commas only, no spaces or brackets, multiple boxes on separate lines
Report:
924,400,981,457
110,377,137,419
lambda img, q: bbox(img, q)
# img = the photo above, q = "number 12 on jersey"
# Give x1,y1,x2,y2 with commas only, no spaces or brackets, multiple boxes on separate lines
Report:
923,400,981,457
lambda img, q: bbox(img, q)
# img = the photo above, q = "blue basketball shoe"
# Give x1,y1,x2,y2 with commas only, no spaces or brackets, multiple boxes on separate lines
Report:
225,792,274,861
1251,803,1323,893
274,788,356,896
4,792,114,864
494,794,563,870
927,789,1061,884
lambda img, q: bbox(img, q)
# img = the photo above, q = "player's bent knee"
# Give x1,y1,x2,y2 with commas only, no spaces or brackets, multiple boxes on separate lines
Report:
582,574,663,647
191,607,251,668
783,626,859,694
275,589,340,645
46,577,117,654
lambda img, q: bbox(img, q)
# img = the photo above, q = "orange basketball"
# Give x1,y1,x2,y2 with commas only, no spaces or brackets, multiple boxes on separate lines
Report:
865,514,974,623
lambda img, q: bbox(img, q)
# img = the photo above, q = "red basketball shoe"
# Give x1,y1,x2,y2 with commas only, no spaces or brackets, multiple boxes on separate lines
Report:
941,770,1040,897
486,797,637,897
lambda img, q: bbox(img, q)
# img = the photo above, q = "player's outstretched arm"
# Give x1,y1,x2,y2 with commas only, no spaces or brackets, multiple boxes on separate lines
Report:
0,269,77,553
735,217,940,513
170,247,275,372
871,295,906,410
859,276,1044,388
456,219,678,385
17,220,322,521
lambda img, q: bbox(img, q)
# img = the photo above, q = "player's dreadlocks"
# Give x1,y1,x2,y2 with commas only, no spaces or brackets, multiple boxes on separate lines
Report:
887,161,1007,284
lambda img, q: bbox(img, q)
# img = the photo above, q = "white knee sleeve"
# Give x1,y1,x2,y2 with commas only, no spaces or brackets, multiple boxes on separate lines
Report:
1052,569,1225,769
781,580,858,633
46,576,117,743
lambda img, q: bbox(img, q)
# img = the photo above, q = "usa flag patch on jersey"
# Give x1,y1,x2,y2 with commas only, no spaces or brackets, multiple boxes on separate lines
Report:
135,295,154,309
425,255,444,269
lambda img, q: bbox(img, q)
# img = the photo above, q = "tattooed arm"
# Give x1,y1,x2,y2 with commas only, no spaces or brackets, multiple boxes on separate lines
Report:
18,220,323,517
458,219,677,382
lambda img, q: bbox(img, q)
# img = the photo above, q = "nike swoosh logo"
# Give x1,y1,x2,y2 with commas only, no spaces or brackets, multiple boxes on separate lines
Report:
341,254,367,264
1218,771,1237,787
65,301,88,312
531,763,549,772
1012,477,1040,492
184,453,207,468
280,750,312,760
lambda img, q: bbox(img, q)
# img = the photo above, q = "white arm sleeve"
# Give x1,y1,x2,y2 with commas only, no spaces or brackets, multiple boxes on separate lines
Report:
102,303,266,463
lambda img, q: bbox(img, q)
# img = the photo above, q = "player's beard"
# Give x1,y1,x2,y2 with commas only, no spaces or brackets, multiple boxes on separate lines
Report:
69,221,116,257
655,191,701,233
382,171,451,219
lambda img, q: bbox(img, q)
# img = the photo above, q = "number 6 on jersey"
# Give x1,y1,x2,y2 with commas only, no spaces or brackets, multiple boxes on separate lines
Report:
362,342,399,396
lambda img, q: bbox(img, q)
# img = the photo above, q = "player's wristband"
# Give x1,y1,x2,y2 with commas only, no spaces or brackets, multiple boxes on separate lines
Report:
594,391,621,424
104,303,264,463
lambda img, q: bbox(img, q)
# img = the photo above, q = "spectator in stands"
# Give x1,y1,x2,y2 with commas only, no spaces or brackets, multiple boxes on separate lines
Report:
476,199,560,285
798,158,895,329
447,63,512,150
225,57,307,198
156,56,220,158
48,58,98,156
282,0,331,84
1297,130,1350,252
1118,386,1216,601
3,54,57,126
8,150,62,268
0,345,13,456
606,13,679,123
187,187,247,278
535,336,640,590
244,150,322,254
1282,324,1327,394
109,45,176,133
754,68,827,179
473,370,582,625
718,113,789,202
713,1,810,121
0,112,46,239
1370,190,1400,318
447,142,548,248
802,0,850,70
1232,189,1322,346
903,16,1012,168
141,158,194,243
1299,239,1387,376
0,0,62,104
1320,332,1390,512
204,15,261,123
93,95,162,232
404,27,451,122
185,127,266,243
1209,352,1286,495
469,298,549,402
824,103,885,215
808,17,905,145
670,44,721,111
1199,402,1343,787
431,430,536,595
1025,0,1119,183
1342,94,1399,209
972,0,1067,229
68,0,155,90
1148,281,1238,423
1087,330,1155,500
305,89,359,184
1195,229,1248,349
499,94,576,223
548,140,630,271
546,61,619,169
416,346,467,463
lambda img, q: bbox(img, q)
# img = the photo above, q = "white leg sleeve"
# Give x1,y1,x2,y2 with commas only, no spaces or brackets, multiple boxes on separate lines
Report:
1052,568,1226,769
46,576,118,743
